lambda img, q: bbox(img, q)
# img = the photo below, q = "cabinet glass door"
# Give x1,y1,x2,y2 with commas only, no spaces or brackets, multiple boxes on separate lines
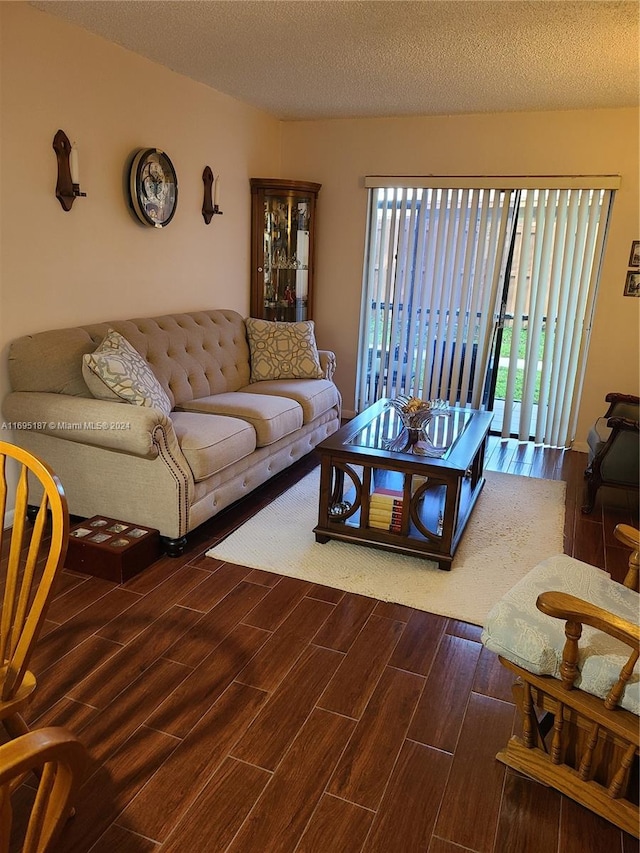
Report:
263,194,311,322
250,179,321,322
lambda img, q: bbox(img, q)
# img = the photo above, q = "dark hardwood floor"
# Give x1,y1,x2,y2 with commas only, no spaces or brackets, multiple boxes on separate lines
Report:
12,438,640,852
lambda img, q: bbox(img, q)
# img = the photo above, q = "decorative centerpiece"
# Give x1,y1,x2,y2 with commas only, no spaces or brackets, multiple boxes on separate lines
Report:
385,396,449,455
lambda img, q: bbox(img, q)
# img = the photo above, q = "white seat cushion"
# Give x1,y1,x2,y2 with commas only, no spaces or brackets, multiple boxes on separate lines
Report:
481,554,639,714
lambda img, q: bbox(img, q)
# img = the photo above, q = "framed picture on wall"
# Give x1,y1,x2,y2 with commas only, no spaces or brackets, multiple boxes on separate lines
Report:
623,271,640,297
628,240,640,268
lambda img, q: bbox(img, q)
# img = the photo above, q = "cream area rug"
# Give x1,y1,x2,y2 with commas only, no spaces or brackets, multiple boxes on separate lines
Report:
206,469,566,626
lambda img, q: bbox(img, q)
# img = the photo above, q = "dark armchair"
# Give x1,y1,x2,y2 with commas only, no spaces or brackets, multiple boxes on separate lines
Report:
582,392,639,514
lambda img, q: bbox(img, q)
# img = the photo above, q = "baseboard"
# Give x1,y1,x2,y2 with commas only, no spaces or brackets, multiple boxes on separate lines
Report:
3,508,15,530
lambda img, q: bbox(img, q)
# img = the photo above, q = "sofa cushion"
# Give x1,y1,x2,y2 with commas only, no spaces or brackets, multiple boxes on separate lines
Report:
82,329,172,415
239,379,339,424
246,318,324,383
170,412,256,482
177,392,302,447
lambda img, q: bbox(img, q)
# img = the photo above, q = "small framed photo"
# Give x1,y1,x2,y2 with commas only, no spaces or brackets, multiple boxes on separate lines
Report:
624,271,640,297
628,240,640,268
128,528,148,538
70,528,92,538
89,532,110,543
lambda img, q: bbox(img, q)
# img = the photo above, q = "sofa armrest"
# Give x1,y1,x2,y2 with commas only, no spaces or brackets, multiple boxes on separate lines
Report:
318,350,336,382
3,392,176,459
607,416,640,432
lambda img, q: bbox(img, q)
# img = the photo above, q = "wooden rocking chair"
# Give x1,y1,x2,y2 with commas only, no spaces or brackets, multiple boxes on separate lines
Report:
481,524,639,837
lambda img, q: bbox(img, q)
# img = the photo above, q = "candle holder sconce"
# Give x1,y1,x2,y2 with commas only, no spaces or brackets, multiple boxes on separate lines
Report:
53,129,86,211
202,166,223,224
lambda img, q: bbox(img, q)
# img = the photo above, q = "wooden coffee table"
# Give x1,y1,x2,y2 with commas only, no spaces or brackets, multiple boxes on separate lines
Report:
314,398,493,570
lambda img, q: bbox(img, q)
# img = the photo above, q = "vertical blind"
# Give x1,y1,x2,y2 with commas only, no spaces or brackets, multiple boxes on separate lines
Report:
355,186,516,410
357,177,617,448
500,188,614,445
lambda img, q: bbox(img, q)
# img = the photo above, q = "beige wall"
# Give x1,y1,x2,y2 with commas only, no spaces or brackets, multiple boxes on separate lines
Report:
0,2,280,398
1,2,638,481
281,109,640,442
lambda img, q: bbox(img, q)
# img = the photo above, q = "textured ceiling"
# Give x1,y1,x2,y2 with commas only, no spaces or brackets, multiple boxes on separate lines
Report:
30,1,639,120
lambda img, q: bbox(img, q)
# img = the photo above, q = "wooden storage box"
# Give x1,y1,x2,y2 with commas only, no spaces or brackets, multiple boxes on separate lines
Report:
66,516,161,583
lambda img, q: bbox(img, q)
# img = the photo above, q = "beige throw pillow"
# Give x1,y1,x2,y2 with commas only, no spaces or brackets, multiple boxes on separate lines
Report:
246,318,324,383
82,328,172,414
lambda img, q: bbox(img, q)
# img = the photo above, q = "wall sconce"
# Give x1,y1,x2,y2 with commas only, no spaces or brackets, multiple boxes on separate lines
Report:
53,129,86,211
202,166,223,224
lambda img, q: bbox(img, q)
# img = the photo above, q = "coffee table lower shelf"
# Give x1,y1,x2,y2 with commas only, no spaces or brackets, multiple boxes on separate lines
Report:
314,473,485,571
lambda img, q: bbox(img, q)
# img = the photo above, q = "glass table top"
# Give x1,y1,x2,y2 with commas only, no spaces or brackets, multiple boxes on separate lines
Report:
347,404,474,459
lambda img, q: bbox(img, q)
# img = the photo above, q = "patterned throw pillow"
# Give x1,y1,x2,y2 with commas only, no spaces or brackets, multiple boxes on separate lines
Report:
82,328,172,414
246,318,324,383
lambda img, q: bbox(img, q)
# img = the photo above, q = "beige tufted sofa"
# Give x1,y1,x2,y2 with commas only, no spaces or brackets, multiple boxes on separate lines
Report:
4,309,341,554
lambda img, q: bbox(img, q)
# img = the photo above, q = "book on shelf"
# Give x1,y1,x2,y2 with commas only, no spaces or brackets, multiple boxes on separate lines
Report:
369,486,404,532
370,486,404,500
370,487,404,508
369,508,403,524
369,515,403,533
369,501,402,515
369,497,403,513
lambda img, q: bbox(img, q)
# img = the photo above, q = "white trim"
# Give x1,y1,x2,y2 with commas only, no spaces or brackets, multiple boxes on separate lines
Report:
364,175,622,190
3,508,15,530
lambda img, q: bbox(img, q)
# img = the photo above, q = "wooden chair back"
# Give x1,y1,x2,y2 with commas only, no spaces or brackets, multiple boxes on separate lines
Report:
0,442,68,706
0,727,85,853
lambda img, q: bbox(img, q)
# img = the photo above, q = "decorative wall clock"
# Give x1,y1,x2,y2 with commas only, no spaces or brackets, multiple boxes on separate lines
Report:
129,148,178,227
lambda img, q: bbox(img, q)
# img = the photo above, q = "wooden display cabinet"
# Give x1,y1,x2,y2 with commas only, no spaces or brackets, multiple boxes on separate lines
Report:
250,178,321,322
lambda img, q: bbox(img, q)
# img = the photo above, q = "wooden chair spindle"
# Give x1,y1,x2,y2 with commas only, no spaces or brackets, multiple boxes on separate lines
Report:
608,741,637,800
559,620,582,689
604,649,639,711
551,702,564,764
578,721,600,780
522,681,535,748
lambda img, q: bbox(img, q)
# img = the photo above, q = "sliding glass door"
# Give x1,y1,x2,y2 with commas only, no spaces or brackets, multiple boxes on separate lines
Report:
357,177,616,448
490,188,614,445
